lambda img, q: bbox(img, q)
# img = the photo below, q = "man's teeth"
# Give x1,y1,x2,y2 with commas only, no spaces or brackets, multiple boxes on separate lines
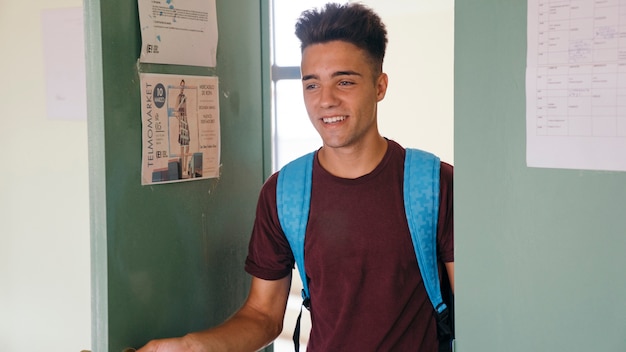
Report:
323,116,346,123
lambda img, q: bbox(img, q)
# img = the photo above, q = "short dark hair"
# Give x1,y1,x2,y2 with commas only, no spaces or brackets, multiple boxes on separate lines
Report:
295,2,388,73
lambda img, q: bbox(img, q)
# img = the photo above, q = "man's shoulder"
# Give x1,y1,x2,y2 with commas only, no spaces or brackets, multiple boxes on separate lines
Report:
440,161,453,182
260,171,279,199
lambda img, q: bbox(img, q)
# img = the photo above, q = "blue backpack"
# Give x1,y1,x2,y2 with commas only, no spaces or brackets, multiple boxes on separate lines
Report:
276,148,453,351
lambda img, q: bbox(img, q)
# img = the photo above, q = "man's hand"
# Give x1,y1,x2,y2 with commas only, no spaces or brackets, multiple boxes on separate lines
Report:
136,336,194,352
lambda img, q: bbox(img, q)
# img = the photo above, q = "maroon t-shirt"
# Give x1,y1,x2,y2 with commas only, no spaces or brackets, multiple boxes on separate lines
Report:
245,140,454,351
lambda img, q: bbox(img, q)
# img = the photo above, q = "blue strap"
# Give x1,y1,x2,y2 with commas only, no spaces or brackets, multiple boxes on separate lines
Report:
276,152,315,302
404,148,446,314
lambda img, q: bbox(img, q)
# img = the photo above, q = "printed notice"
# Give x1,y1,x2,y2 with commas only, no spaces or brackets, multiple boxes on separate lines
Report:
526,0,626,172
138,0,218,67
141,73,220,185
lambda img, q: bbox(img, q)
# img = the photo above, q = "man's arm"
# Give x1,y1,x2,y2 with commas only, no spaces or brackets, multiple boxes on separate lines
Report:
445,262,454,294
137,274,292,352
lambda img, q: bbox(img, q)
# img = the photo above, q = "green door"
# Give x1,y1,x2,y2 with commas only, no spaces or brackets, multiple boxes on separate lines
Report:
85,1,271,350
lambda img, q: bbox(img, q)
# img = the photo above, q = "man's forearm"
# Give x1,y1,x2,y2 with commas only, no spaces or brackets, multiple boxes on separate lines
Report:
136,276,291,352
445,261,455,294
184,305,283,352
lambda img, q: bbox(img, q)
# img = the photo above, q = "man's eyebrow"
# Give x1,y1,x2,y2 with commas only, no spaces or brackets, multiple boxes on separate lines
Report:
333,70,362,78
301,70,363,82
301,74,318,81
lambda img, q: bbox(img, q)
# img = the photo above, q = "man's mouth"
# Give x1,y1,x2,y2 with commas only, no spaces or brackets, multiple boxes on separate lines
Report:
322,116,347,124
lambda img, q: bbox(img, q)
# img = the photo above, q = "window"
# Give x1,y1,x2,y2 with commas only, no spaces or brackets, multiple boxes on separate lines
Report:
270,0,328,171
270,2,331,349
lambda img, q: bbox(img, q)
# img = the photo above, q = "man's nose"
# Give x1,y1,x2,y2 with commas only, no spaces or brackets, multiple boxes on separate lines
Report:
319,86,339,108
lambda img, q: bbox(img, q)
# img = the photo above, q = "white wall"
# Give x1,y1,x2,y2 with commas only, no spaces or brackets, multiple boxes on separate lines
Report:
0,1,91,351
369,0,455,164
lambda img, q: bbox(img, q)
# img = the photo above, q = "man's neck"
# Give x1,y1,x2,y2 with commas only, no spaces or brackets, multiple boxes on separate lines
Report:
317,136,388,179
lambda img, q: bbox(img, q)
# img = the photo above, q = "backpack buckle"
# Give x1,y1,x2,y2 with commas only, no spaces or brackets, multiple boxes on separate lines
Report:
301,289,311,310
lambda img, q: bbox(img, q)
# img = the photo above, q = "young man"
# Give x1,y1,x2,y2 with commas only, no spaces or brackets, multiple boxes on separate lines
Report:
138,3,453,351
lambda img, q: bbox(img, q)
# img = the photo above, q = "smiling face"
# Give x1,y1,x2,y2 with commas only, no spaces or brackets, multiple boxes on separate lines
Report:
301,40,388,152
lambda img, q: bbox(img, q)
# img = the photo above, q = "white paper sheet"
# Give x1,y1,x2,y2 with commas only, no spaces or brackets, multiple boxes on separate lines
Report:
138,0,218,67
526,0,626,171
140,73,220,185
41,7,86,120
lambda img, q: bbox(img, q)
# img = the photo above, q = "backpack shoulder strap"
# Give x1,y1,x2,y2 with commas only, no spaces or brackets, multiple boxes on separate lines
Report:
404,148,446,314
276,151,315,303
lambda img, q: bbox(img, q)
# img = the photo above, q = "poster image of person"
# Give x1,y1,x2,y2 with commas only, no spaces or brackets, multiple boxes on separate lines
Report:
168,79,201,179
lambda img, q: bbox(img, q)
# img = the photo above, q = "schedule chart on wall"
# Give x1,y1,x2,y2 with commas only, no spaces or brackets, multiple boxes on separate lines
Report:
526,0,626,171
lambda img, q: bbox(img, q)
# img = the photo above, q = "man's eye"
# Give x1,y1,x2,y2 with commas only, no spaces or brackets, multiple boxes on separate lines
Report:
339,81,354,86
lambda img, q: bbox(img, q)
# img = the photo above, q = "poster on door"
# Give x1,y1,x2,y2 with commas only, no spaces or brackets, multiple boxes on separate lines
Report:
137,0,218,67
140,73,220,185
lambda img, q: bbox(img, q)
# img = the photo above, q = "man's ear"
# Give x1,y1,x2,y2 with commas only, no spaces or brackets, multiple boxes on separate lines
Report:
376,72,389,102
